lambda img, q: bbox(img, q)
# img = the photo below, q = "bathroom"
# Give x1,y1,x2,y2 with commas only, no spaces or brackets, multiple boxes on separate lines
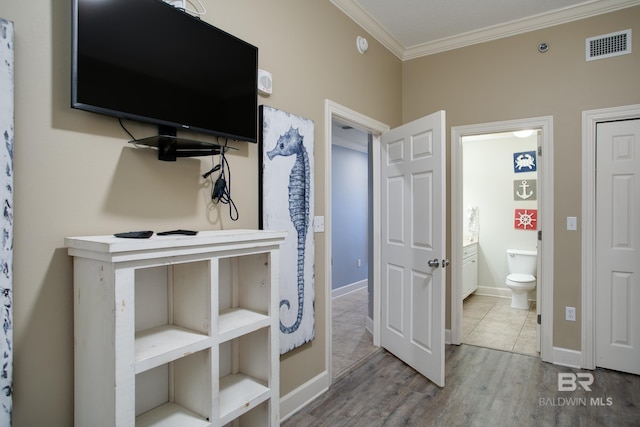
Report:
461,130,539,356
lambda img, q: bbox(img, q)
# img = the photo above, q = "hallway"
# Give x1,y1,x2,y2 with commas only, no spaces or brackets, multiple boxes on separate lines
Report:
332,287,378,380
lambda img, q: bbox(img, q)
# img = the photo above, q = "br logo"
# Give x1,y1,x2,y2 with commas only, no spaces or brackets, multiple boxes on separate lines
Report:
558,373,594,391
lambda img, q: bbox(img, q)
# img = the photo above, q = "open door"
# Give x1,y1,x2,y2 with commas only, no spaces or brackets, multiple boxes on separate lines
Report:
380,111,446,387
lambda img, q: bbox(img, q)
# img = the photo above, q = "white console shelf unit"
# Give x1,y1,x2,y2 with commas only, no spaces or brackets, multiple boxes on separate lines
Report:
66,229,287,427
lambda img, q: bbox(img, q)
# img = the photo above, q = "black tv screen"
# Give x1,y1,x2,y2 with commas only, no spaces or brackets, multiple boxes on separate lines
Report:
72,0,258,143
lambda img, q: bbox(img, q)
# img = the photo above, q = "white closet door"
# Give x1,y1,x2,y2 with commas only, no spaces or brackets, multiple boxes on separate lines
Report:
595,119,640,375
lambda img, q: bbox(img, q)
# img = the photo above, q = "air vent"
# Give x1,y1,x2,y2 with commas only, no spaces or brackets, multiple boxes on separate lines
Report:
586,29,631,61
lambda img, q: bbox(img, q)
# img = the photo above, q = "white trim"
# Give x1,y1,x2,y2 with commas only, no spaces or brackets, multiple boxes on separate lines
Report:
473,287,512,299
279,371,329,422
404,0,640,59
581,104,640,370
329,0,405,59
331,0,640,60
451,116,554,364
325,100,389,386
366,315,373,335
552,347,583,369
331,279,368,299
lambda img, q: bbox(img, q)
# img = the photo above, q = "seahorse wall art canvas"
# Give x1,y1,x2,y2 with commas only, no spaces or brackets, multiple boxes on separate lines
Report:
0,17,14,425
259,106,315,354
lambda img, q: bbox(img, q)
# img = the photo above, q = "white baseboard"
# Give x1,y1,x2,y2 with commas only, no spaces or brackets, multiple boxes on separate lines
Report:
280,370,329,422
552,346,583,369
366,315,373,335
332,279,368,299
474,285,538,302
445,328,451,345
475,286,512,298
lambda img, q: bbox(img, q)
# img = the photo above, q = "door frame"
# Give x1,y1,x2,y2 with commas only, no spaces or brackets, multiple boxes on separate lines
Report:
581,104,640,370
324,100,389,382
451,116,554,363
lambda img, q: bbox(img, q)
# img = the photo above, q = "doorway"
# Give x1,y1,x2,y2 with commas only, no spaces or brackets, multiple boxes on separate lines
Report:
459,131,539,355
330,119,376,380
324,100,389,383
451,117,554,363
326,104,447,387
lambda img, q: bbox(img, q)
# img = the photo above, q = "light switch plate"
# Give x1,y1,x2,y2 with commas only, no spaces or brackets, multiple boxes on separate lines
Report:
313,216,324,233
567,216,577,231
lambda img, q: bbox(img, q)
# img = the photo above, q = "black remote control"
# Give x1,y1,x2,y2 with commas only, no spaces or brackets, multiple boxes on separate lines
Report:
114,230,154,239
157,229,198,236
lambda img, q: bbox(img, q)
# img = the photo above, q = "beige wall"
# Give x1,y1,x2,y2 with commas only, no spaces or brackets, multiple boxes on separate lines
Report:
5,0,401,425
402,6,640,350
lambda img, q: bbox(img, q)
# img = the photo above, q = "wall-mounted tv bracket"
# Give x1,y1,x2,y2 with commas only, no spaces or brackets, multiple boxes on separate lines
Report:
129,125,236,161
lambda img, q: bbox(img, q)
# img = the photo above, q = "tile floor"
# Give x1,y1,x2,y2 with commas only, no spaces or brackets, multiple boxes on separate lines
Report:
463,294,538,355
331,287,378,380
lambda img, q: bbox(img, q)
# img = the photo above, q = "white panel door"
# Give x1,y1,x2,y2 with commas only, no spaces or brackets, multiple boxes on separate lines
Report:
596,119,640,375
380,111,446,387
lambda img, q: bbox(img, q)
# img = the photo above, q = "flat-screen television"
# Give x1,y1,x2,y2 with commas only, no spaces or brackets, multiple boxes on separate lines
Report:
71,0,258,148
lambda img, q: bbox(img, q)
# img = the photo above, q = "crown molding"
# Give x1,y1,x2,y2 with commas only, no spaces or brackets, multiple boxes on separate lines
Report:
331,0,640,61
330,0,405,59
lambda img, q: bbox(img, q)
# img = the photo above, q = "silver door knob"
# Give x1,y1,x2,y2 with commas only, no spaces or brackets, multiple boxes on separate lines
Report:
427,258,440,268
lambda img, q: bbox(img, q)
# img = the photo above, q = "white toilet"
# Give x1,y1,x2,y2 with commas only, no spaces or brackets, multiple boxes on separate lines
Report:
505,249,537,309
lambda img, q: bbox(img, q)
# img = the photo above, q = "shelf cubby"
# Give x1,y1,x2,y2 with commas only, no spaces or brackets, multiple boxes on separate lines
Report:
219,328,272,425
136,349,212,426
134,262,212,374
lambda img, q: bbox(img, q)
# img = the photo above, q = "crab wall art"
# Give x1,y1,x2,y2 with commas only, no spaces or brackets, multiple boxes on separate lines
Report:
513,150,537,173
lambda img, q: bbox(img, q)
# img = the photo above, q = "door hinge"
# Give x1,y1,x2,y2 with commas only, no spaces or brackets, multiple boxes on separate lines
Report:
538,230,542,241
537,314,541,325
538,146,542,156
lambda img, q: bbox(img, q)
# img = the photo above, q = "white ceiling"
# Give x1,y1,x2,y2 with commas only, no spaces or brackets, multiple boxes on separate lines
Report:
331,0,640,60
332,120,369,152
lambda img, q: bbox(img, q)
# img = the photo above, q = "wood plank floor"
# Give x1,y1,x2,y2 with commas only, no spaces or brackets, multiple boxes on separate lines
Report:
283,345,640,426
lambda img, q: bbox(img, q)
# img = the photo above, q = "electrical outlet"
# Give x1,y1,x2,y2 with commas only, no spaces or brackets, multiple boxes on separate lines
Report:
566,306,576,321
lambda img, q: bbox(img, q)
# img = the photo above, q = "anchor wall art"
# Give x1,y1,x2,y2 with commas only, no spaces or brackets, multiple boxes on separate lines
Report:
513,179,537,201
259,106,315,354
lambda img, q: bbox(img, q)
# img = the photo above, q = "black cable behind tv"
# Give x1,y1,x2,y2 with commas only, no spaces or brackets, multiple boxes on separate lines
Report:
130,126,236,161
